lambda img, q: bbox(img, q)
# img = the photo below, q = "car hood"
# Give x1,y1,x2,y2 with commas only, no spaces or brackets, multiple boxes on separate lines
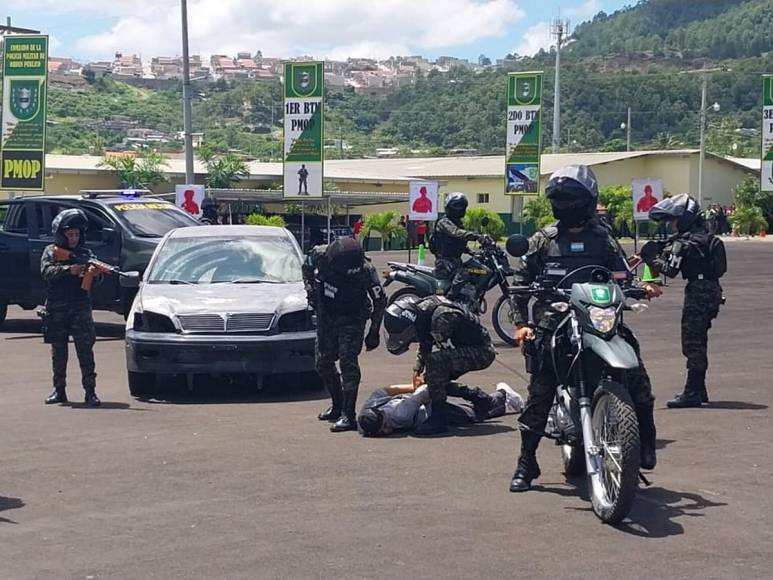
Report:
136,281,308,317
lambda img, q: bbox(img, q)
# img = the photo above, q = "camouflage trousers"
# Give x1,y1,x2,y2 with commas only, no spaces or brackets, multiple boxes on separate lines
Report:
315,317,366,393
518,324,654,434
424,343,496,404
44,301,97,392
682,280,723,372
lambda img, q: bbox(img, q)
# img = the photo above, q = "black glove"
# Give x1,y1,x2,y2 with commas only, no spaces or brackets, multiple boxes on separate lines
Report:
364,329,380,351
480,235,494,246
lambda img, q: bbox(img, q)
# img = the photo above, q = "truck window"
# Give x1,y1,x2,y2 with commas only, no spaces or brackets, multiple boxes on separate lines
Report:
1,204,28,235
108,200,198,238
0,204,8,229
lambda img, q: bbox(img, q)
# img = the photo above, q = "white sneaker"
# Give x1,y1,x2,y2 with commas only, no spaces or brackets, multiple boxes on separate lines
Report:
497,383,524,414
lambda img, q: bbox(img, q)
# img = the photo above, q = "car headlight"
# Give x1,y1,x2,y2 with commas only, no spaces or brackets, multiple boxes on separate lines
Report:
588,306,617,334
133,310,176,333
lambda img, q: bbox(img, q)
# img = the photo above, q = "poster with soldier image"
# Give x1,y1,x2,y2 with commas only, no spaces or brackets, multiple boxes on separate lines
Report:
505,71,543,195
1,35,49,191
761,75,773,191
283,61,324,198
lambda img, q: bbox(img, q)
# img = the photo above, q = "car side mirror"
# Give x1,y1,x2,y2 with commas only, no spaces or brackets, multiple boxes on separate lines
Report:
505,234,529,257
102,227,118,244
119,271,141,288
481,216,490,228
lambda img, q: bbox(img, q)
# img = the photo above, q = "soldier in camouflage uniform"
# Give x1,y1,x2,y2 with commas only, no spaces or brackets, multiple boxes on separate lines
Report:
509,166,662,492
646,194,727,408
383,295,496,435
40,209,101,407
303,237,386,432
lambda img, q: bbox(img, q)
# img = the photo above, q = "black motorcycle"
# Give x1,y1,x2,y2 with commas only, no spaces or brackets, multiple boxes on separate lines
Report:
383,237,519,345
505,234,650,524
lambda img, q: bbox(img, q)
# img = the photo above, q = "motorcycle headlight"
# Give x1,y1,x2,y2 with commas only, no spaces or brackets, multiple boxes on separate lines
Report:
588,306,617,334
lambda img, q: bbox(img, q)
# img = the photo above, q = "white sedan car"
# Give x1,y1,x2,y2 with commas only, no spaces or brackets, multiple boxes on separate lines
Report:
122,225,316,397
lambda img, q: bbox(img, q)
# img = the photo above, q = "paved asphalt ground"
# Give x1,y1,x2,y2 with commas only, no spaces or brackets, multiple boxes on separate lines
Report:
1,240,772,579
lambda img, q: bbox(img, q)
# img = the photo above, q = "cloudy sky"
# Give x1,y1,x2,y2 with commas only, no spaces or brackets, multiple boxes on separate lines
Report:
8,0,630,62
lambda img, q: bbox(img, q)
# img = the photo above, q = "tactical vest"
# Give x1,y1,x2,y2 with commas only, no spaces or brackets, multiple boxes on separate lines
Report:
675,231,726,281
417,296,489,347
433,217,467,260
542,223,613,286
317,239,368,316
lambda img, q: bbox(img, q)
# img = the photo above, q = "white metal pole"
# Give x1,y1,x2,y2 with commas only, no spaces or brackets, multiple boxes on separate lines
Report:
181,0,195,185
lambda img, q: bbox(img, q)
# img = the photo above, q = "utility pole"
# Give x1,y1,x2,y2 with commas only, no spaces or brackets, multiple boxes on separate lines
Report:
698,74,707,207
681,67,724,207
627,107,632,151
180,0,195,185
551,18,569,153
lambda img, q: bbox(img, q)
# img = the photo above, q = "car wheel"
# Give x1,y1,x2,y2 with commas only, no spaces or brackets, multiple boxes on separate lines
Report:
128,371,155,398
303,371,325,391
0,300,7,329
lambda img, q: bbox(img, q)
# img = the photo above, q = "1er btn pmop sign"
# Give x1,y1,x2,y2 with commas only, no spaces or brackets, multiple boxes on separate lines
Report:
1,35,49,191
283,61,324,198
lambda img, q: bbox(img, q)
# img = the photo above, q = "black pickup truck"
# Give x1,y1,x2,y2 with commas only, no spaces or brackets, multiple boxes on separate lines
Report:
0,192,199,327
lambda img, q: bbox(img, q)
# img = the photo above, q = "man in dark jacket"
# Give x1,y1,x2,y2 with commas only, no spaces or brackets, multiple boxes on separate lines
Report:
303,238,386,432
383,295,496,435
431,192,486,301
40,209,101,407
646,194,727,408
508,165,661,492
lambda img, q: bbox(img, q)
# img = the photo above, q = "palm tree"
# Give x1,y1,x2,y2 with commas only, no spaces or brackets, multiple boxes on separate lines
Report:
99,150,168,190
362,211,406,250
197,147,249,189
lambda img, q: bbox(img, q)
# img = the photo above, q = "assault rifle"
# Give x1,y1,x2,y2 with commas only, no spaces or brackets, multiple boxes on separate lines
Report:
52,246,123,292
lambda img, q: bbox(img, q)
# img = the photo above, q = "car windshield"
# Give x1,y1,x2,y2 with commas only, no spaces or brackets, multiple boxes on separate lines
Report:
109,201,198,237
148,235,302,284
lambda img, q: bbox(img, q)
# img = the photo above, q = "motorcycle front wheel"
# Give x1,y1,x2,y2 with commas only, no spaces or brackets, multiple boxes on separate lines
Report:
589,381,640,524
492,294,517,347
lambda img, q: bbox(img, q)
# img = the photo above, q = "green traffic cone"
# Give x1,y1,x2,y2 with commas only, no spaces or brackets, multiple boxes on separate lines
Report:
417,243,426,266
641,263,660,284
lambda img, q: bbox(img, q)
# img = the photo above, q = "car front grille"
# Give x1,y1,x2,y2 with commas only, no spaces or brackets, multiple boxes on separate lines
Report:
226,313,274,333
177,314,225,333
176,313,274,333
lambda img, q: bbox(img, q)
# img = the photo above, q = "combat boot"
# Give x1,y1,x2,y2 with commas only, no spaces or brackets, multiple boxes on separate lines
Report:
414,402,449,436
84,389,101,407
330,390,357,432
667,370,704,409
45,388,68,405
509,431,542,492
636,403,657,470
318,376,343,422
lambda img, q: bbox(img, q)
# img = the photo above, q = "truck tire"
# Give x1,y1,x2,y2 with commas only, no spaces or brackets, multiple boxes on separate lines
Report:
0,300,7,328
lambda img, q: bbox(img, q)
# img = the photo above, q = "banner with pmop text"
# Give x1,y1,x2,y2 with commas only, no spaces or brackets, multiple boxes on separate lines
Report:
505,71,543,196
283,61,324,198
1,35,49,191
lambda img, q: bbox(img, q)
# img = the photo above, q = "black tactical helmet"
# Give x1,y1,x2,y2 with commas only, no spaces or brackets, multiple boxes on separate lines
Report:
444,192,469,220
648,193,701,233
545,165,599,227
51,208,88,247
384,295,420,355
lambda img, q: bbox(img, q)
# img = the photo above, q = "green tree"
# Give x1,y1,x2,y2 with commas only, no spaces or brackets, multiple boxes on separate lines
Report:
599,184,634,233
245,214,286,227
522,195,554,228
463,207,506,240
202,152,249,189
730,205,767,235
362,211,406,250
98,150,168,190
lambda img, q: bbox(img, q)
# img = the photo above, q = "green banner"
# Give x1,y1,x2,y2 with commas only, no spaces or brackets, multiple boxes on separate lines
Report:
283,61,324,198
1,35,49,191
505,71,543,195
762,76,773,191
